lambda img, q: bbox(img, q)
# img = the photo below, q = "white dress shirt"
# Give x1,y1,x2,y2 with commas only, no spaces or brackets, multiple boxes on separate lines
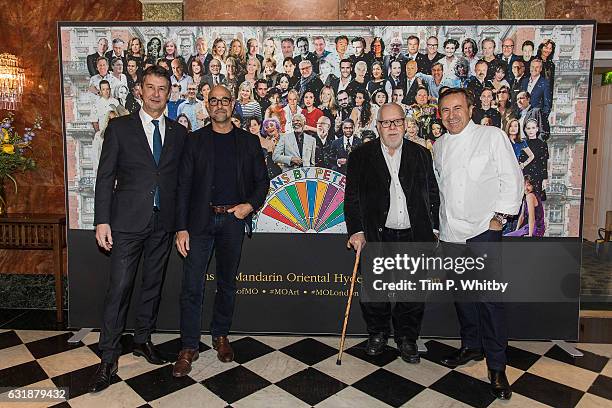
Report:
139,108,166,151
343,136,354,151
432,120,523,243
381,142,411,230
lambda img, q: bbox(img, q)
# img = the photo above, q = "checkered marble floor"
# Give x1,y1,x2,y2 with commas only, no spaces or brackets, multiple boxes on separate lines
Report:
0,327,611,408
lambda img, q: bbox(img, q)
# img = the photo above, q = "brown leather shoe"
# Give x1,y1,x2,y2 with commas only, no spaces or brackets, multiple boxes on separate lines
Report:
172,348,199,377
212,336,234,363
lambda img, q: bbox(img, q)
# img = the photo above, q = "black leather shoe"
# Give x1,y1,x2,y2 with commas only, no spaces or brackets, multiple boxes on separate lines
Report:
133,341,167,365
489,369,512,400
440,347,484,368
88,361,118,393
365,333,388,356
396,337,420,364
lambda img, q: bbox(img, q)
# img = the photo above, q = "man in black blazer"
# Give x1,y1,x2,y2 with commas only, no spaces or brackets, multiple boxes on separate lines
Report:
105,38,127,75
405,35,428,74
402,60,426,106
496,38,520,83
330,118,361,174
173,85,269,377
87,37,109,77
201,58,226,88
383,36,408,77
90,66,187,393
345,102,440,364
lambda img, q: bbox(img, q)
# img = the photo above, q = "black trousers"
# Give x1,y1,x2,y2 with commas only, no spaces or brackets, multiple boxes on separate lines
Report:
359,227,425,342
453,229,507,371
98,211,173,363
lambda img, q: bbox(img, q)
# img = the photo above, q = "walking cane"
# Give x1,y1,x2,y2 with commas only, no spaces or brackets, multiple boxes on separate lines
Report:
336,251,360,365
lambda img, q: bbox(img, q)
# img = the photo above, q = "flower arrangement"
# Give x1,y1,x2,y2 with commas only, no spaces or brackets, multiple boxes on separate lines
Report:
0,113,40,214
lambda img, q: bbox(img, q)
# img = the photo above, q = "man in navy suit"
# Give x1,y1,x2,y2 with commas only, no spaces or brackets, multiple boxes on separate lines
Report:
90,66,187,393
519,58,551,118
331,119,362,174
496,38,520,83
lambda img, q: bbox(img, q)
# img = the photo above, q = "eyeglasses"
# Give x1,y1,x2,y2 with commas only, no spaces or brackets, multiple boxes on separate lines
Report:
208,97,232,106
427,43,438,47
378,118,405,128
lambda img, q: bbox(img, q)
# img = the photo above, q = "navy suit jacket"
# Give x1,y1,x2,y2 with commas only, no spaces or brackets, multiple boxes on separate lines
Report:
94,111,187,233
520,76,551,116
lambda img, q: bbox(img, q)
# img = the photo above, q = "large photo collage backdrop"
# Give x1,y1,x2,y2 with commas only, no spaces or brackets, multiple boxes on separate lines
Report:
60,23,594,236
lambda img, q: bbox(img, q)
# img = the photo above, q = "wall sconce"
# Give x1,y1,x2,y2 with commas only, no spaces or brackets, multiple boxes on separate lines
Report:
0,53,25,110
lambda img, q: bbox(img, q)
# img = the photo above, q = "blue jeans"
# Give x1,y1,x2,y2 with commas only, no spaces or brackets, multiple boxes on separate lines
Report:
180,213,245,349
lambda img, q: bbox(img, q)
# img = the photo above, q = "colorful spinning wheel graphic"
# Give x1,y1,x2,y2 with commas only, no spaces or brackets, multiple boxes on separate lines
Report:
260,178,345,233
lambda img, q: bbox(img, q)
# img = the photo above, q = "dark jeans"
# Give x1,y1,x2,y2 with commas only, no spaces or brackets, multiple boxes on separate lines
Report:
454,228,507,371
180,213,245,349
359,227,425,343
99,211,172,363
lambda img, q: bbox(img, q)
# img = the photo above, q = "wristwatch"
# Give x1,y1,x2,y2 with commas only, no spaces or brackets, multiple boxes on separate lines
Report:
493,212,510,225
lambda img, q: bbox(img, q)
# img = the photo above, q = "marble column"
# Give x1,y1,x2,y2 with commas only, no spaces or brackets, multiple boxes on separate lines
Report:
140,0,184,21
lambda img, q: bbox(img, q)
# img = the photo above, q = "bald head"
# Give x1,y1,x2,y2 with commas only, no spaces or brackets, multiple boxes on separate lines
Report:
209,84,232,98
377,102,404,122
405,60,417,78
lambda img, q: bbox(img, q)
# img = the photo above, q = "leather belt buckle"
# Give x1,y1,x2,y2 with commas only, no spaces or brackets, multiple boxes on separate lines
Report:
210,204,236,214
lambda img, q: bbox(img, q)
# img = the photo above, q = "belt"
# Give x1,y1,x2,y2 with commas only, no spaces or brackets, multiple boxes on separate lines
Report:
210,204,238,214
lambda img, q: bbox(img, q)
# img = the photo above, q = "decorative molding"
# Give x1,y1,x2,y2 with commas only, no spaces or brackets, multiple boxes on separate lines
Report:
140,0,184,21
500,0,545,19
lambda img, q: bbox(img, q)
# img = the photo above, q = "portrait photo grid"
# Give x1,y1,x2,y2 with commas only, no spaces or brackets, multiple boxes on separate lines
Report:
60,23,594,237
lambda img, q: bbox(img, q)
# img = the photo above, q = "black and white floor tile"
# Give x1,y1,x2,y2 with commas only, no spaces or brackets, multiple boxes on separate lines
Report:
0,318,611,407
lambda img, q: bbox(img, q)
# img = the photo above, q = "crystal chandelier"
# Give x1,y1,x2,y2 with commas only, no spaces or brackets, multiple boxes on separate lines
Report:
0,53,25,110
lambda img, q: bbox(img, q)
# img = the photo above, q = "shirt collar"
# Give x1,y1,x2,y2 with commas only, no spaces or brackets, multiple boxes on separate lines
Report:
381,139,403,157
139,108,164,125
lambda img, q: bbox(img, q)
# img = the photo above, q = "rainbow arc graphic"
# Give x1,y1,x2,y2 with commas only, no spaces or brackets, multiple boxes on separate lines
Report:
261,179,345,232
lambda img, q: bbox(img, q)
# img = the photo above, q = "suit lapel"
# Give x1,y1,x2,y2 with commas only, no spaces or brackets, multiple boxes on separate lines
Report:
373,139,391,187
158,116,175,166
399,139,416,199
130,111,156,167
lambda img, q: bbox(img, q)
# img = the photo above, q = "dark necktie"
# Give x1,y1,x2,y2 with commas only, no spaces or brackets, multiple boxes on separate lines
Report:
296,133,304,157
152,119,162,208
345,140,350,152
213,75,218,85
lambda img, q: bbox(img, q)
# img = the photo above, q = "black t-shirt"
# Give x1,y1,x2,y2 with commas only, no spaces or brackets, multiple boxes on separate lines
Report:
211,128,240,206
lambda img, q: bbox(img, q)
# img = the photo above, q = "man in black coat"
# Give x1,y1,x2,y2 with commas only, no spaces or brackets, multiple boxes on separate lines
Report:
330,118,362,174
172,85,269,376
295,60,324,105
90,66,187,393
402,60,426,106
87,37,109,77
345,102,440,364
